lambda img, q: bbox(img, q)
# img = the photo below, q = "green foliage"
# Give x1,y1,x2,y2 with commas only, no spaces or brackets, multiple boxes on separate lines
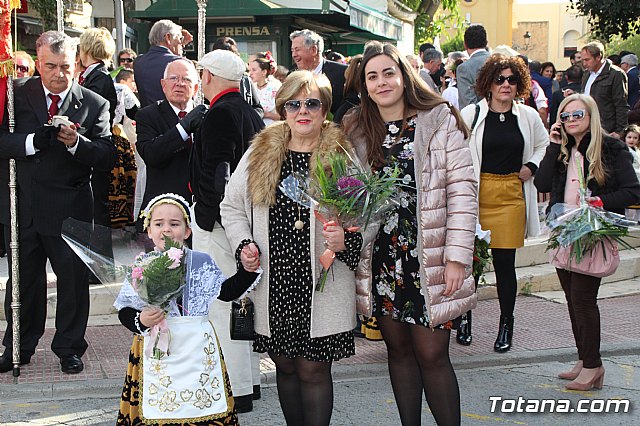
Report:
606,33,640,56
400,0,464,51
136,236,186,308
441,35,464,56
569,0,640,41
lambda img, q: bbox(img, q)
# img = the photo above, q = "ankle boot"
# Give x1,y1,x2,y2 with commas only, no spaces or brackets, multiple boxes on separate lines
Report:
456,311,472,346
494,315,514,353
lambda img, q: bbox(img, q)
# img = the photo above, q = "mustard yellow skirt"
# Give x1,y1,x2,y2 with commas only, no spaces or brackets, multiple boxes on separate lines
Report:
479,172,526,249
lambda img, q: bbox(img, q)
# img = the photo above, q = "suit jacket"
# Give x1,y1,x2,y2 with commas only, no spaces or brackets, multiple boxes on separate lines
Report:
82,63,117,125
419,69,439,93
322,60,347,116
134,45,181,108
457,49,490,109
627,67,640,110
0,78,115,236
581,60,628,133
549,81,581,124
135,100,193,229
190,91,264,231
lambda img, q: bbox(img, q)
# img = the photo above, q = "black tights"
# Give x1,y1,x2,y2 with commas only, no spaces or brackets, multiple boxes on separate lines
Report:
378,316,460,426
492,248,517,317
269,353,333,426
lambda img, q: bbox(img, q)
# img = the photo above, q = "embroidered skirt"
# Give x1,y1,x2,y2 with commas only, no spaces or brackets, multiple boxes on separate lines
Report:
117,317,238,425
479,172,526,249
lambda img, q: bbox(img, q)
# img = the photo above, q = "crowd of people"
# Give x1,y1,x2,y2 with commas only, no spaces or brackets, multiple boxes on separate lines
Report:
0,17,639,425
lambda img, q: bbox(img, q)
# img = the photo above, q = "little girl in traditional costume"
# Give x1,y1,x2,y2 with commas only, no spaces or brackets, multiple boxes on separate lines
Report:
115,193,260,425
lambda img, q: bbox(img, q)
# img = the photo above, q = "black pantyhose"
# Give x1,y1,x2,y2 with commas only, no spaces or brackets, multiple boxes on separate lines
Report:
269,353,334,426
378,316,461,426
492,248,517,317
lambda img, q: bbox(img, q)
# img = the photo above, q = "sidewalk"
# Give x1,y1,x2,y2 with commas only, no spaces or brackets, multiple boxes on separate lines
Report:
1,292,639,387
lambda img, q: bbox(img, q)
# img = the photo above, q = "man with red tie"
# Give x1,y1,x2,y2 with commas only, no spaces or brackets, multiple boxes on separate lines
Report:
0,31,115,374
135,58,206,233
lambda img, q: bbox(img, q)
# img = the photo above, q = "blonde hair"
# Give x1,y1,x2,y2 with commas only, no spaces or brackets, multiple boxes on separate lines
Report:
275,70,332,118
79,27,116,66
14,51,35,75
557,94,607,186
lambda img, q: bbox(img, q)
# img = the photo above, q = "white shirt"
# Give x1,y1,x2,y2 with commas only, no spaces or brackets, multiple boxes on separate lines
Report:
80,62,101,81
312,59,324,75
584,61,605,96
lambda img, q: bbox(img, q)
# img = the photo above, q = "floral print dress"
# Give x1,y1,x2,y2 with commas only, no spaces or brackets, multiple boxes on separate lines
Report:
372,116,455,330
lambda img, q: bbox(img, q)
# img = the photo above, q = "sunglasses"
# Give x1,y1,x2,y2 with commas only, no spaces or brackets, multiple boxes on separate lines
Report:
559,109,586,123
494,75,519,85
16,65,29,73
283,98,322,114
119,58,134,64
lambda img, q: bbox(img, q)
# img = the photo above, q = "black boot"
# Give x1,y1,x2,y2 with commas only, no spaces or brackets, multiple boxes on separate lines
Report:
456,311,472,346
494,315,514,353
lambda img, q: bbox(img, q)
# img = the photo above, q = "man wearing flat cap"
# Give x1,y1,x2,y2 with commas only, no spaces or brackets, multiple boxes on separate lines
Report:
189,48,264,413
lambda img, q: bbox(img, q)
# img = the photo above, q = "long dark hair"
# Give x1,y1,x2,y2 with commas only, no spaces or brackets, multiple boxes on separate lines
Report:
349,41,468,167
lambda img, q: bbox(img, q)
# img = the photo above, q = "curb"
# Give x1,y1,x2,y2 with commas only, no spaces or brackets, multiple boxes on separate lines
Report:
5,342,637,403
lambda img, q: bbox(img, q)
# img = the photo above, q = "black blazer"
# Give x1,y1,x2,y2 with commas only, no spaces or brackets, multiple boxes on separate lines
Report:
82,63,117,125
134,46,182,108
190,91,264,231
0,78,115,236
322,60,347,116
135,100,193,230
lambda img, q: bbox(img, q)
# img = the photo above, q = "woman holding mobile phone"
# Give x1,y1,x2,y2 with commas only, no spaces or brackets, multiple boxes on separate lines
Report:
534,94,640,390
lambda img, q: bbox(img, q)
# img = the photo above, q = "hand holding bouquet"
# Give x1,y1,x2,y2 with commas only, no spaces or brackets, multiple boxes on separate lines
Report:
128,235,187,359
473,225,492,284
280,143,403,291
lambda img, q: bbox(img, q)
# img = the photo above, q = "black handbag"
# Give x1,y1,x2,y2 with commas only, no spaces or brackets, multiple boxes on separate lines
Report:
230,297,255,341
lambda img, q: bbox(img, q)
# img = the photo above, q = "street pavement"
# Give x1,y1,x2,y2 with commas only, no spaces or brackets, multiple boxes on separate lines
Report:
1,293,639,425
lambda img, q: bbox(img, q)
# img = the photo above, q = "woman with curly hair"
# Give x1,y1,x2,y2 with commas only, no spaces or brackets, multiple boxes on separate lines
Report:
459,54,548,352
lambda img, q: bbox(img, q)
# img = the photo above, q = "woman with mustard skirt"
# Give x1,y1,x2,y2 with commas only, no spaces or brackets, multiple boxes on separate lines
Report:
461,54,549,352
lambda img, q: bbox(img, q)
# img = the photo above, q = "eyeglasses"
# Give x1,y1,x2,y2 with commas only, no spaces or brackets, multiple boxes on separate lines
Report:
165,75,194,85
119,58,134,64
494,75,519,86
16,65,29,73
283,98,322,113
559,110,586,123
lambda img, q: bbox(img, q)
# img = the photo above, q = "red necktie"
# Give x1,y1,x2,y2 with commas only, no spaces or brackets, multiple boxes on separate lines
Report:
78,74,85,86
48,94,61,121
178,111,192,147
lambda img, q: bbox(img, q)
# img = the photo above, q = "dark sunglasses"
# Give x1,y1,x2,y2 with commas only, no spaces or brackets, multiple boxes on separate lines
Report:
494,75,519,85
283,98,322,113
16,65,29,73
559,110,586,123
119,57,134,64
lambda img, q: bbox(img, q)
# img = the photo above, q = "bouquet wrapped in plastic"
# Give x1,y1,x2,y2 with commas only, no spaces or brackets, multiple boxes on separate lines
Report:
126,235,187,359
473,225,492,284
546,159,635,276
280,144,403,291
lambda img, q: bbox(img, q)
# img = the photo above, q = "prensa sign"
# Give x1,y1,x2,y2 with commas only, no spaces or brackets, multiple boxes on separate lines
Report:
215,26,271,37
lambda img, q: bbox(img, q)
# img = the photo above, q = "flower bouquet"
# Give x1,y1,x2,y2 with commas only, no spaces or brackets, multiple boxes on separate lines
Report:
280,144,403,291
546,159,635,277
473,225,492,284
128,235,187,359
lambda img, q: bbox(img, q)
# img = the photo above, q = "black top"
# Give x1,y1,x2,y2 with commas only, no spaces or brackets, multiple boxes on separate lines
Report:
481,110,525,174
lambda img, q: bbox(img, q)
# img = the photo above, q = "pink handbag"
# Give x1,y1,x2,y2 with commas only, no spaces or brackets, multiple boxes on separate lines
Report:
549,238,620,277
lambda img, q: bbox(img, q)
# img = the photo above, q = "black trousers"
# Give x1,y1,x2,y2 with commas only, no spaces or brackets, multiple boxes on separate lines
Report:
556,268,602,369
2,223,89,358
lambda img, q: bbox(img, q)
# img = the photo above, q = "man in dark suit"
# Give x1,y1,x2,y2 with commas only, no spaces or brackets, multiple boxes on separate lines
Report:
549,65,583,124
190,49,264,413
289,29,346,118
134,19,192,108
136,58,206,232
0,31,115,374
621,54,640,110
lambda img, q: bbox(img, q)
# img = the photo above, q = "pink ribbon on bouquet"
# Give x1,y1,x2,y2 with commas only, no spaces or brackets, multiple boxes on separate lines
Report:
145,318,170,358
314,211,359,272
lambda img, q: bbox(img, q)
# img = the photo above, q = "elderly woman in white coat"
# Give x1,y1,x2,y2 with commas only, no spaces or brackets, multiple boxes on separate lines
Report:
460,54,548,353
220,71,370,426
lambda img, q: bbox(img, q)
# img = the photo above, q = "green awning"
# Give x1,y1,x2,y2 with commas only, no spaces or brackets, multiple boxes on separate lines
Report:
348,1,402,41
129,0,320,18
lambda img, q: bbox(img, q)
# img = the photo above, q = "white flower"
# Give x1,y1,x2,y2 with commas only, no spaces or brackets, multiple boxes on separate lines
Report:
402,174,412,184
475,224,492,243
383,213,399,234
388,123,400,134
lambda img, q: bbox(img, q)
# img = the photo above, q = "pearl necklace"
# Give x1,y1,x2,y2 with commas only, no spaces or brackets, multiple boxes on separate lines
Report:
289,150,305,230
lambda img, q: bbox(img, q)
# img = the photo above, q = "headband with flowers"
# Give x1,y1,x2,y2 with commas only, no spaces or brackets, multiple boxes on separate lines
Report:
140,193,191,231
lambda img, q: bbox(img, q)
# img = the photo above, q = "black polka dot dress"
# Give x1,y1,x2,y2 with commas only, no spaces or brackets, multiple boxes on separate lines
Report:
253,151,355,362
